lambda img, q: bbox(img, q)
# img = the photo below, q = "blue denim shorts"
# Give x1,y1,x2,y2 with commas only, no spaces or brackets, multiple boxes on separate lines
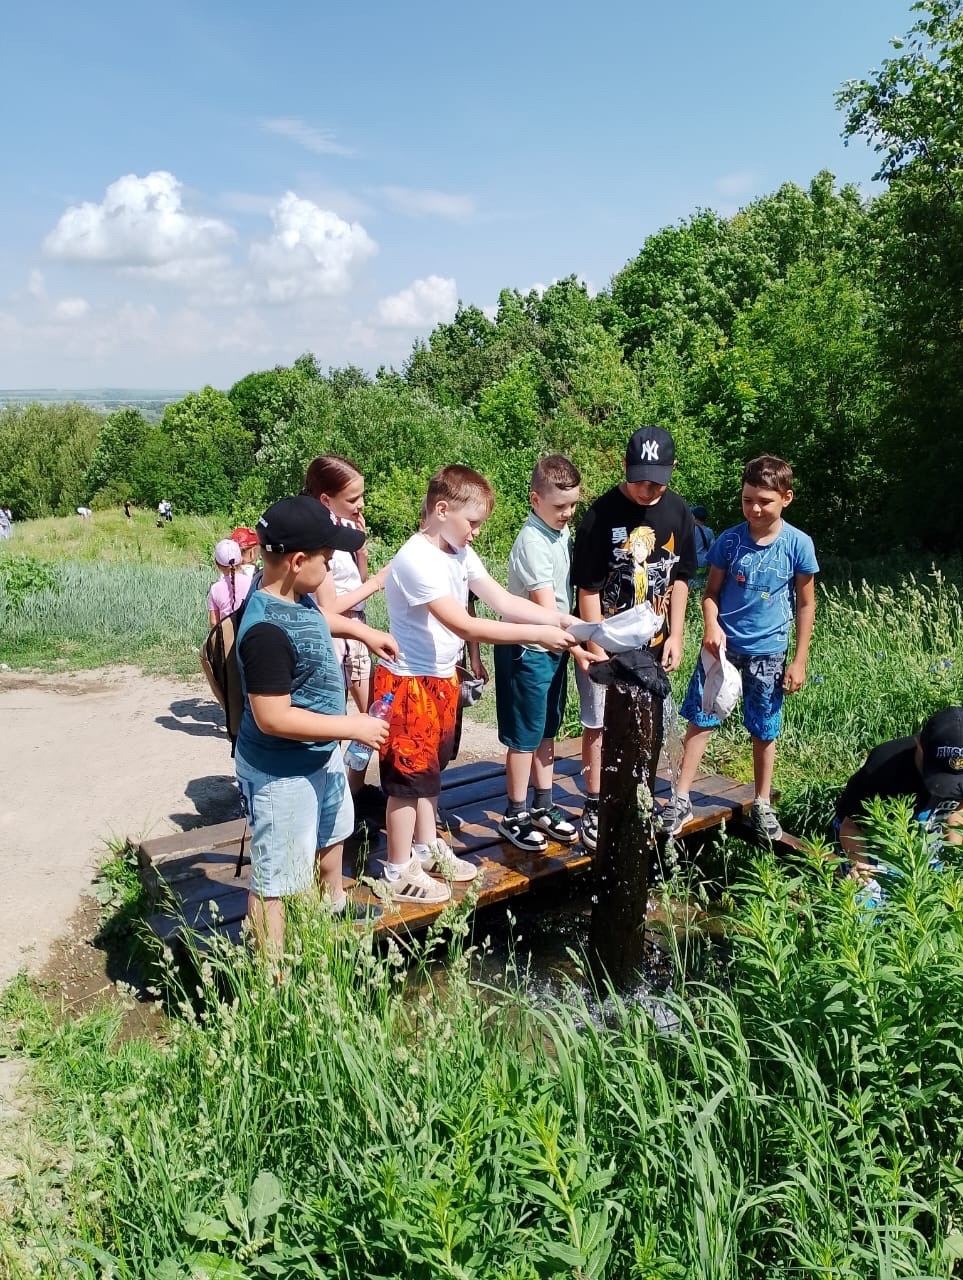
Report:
680,650,786,741
235,748,354,898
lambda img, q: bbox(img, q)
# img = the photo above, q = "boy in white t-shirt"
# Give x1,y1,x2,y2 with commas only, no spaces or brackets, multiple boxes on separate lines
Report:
374,465,577,904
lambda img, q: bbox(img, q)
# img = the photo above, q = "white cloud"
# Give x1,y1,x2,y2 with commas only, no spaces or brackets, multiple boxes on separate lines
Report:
126,255,234,285
376,275,457,328
248,192,377,302
260,117,354,157
43,171,235,267
378,186,474,219
27,270,46,300
53,297,90,321
714,171,759,198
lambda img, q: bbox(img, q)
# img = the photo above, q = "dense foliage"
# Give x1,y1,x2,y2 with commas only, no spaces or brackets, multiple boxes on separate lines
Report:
3,3,963,556
7,805,963,1277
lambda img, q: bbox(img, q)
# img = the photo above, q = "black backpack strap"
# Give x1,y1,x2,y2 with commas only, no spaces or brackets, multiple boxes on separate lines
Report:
234,822,247,878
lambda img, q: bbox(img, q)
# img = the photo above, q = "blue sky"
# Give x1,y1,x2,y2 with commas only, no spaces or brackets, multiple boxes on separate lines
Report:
1,0,911,389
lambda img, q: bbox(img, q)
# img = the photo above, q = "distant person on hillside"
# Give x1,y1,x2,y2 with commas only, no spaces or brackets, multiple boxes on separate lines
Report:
834,706,963,876
124,499,132,520
158,499,172,523
690,504,715,587
208,538,253,627
76,506,92,519
0,506,10,539
658,455,818,843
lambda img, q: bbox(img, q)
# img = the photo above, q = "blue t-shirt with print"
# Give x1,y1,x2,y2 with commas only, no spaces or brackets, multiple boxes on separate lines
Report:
235,587,345,776
708,521,819,656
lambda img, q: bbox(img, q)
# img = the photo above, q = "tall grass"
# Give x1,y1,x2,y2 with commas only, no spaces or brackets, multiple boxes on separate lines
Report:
4,810,963,1276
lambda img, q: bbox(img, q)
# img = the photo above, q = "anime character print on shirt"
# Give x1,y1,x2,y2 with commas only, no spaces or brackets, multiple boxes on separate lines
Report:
604,523,681,638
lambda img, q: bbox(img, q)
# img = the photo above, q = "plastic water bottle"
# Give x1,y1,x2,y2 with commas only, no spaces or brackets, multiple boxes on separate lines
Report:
344,692,395,771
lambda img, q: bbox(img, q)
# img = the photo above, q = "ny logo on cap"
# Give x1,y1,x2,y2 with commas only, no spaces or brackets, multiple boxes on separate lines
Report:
639,439,660,462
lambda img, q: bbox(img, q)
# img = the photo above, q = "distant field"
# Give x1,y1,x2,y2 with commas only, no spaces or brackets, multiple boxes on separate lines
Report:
0,387,190,421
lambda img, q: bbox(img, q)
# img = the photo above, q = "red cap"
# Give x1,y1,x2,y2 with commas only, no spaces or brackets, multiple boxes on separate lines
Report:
230,526,259,548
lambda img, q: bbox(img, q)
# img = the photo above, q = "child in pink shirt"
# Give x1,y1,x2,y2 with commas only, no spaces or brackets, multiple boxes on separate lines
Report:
207,538,253,626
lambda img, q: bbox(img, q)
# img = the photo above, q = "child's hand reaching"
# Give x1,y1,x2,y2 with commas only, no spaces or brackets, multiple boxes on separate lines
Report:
533,626,577,654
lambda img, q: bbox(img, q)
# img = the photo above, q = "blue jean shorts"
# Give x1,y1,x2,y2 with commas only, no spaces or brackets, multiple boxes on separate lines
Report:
680,650,786,741
235,747,354,898
494,646,568,751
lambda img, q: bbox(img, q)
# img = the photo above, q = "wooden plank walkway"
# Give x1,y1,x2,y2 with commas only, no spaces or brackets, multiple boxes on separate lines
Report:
135,735,796,952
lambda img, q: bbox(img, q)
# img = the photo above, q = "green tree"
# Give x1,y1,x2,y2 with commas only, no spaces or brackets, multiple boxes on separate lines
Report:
837,0,963,546
0,403,102,518
83,408,149,504
150,387,254,514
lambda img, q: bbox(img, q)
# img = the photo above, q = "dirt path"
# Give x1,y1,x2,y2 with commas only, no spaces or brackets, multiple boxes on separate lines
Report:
0,667,504,991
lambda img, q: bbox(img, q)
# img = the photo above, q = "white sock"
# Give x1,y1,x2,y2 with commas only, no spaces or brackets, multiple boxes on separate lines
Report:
675,793,690,803
383,860,404,881
330,894,347,914
412,841,432,859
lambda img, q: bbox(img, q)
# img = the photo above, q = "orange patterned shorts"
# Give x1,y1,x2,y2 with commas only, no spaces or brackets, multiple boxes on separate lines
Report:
372,667,460,798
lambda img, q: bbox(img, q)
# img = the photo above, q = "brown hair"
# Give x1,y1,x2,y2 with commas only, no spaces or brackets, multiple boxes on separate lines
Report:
742,454,794,494
421,465,495,525
303,454,361,500
531,454,581,494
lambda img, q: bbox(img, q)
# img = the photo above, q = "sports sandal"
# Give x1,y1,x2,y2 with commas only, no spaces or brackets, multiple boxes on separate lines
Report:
531,805,578,844
497,811,549,852
379,855,451,904
417,838,478,882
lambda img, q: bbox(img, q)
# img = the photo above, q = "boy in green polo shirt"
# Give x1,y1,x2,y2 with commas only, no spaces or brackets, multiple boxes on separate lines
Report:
495,455,583,851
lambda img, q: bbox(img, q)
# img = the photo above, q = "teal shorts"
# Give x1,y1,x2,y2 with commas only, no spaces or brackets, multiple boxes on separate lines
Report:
494,645,568,752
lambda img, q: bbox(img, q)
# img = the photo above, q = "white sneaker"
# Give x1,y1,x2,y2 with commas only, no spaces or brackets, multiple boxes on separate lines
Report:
417,838,478,883
380,854,451,903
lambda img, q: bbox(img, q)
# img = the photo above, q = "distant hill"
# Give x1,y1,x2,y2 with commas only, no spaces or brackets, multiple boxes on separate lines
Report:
0,388,191,422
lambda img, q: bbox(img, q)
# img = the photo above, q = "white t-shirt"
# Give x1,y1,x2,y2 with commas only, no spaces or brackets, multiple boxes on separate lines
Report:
383,534,485,676
330,549,363,602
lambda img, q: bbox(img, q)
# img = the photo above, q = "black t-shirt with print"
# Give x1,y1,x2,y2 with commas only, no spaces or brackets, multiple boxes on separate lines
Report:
571,486,697,639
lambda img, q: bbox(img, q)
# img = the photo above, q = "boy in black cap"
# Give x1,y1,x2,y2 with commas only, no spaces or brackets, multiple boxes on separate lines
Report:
234,495,399,957
835,705,963,870
570,426,697,850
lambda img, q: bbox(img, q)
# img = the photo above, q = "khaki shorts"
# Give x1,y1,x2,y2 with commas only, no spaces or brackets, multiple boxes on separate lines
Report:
332,634,372,690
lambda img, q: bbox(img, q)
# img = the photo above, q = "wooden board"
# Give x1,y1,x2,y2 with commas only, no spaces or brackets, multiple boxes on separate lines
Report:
138,743,770,952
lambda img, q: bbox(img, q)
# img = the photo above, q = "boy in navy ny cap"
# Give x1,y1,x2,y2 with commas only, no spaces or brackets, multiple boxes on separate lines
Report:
570,426,697,850
234,496,399,957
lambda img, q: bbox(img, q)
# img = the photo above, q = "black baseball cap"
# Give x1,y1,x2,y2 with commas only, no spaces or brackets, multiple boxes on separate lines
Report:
257,495,365,555
919,706,963,800
625,426,676,485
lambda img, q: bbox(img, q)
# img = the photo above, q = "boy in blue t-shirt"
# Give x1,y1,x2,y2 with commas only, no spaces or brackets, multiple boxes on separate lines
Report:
235,495,397,955
659,455,818,841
